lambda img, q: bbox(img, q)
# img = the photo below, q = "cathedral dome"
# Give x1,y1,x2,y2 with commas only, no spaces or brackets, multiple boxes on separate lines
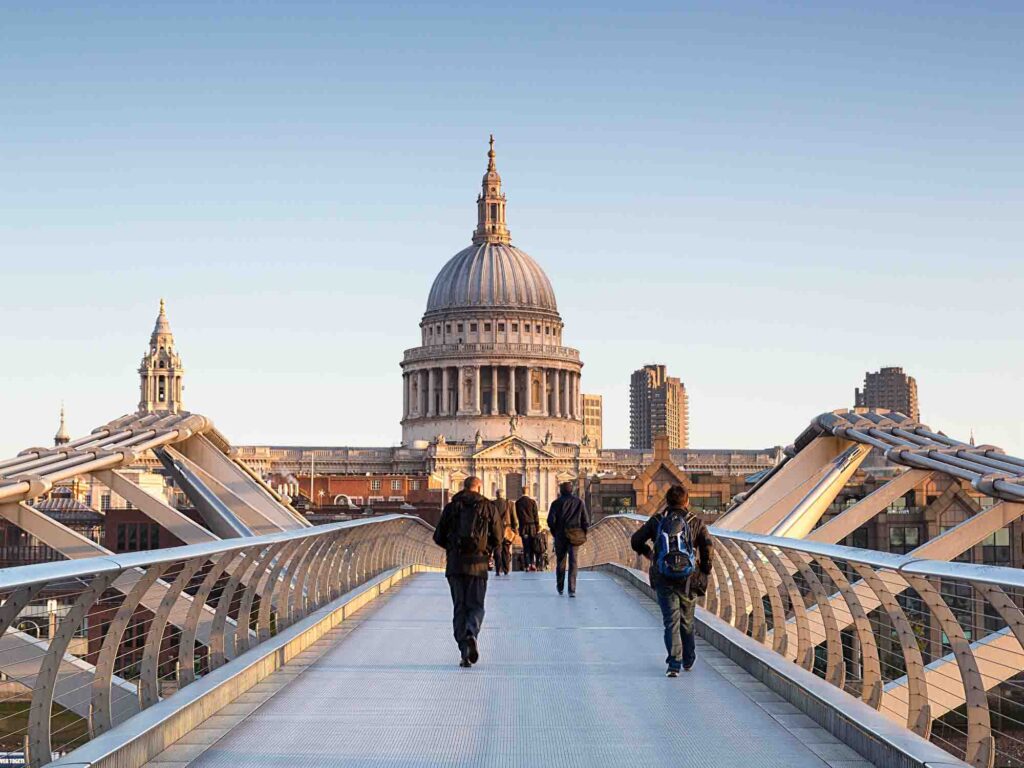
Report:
426,243,558,315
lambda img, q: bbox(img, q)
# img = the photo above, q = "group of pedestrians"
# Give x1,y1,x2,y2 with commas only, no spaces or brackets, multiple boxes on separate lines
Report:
434,477,714,676
489,487,546,575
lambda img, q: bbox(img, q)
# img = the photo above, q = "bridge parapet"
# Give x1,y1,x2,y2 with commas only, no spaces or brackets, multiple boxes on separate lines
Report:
581,514,1024,768
0,515,442,767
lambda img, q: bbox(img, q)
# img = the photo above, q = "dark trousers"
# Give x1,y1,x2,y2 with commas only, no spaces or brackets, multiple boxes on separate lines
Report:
446,574,488,654
656,584,696,671
521,534,537,568
494,540,512,574
554,538,578,594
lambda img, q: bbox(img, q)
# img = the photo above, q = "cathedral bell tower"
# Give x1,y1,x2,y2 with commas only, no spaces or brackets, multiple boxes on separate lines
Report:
472,135,511,246
138,299,185,414
54,403,70,446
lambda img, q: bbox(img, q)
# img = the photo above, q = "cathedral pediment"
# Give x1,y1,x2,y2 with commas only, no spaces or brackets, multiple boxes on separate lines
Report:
472,435,558,460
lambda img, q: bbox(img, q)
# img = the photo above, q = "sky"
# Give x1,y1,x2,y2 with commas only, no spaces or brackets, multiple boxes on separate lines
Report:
1,1,1021,457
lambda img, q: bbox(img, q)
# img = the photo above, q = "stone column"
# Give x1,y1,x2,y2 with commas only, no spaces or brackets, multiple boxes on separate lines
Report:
491,366,498,414
509,366,517,415
419,370,428,417
562,371,569,418
441,367,450,415
457,366,466,413
474,366,482,415
402,373,409,418
427,368,436,417
553,368,561,418
541,369,549,416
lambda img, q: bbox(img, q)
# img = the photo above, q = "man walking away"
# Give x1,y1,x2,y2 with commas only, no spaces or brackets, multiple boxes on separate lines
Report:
492,489,517,575
515,491,540,571
630,485,713,677
433,476,503,667
547,481,590,597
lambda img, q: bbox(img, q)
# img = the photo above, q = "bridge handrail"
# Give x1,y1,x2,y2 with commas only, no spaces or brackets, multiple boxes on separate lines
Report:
595,513,1024,586
0,514,432,592
581,514,1022,768
0,514,443,767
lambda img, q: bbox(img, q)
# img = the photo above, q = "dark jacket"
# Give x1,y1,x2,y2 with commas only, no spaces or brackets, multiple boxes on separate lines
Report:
433,490,503,578
547,492,590,541
630,506,713,595
494,497,517,536
515,496,540,535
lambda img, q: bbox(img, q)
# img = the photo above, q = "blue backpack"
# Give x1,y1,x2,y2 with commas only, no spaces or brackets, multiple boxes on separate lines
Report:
655,512,697,582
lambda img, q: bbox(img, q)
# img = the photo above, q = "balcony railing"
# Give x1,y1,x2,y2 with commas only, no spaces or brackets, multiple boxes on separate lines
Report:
402,342,580,364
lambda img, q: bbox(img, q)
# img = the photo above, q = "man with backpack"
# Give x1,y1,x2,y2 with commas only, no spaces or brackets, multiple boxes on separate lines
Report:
547,481,590,597
630,485,714,676
492,488,517,575
433,476,503,667
515,491,540,571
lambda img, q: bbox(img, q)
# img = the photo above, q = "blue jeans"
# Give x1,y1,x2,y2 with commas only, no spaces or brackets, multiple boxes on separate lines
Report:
656,584,696,670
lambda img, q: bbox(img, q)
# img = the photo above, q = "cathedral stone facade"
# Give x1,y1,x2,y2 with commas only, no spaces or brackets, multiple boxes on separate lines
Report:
229,140,782,513
401,137,584,449
399,138,595,507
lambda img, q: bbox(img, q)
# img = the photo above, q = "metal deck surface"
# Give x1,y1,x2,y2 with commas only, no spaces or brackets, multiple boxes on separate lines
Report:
190,572,862,767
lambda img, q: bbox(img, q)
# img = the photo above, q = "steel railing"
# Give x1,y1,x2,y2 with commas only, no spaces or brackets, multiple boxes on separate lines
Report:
0,515,442,767
580,514,1024,768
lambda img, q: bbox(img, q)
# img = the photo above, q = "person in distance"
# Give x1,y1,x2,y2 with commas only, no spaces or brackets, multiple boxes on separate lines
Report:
515,490,540,572
492,488,517,576
546,481,590,597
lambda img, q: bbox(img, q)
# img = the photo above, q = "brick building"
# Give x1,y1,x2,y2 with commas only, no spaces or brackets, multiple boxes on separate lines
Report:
275,473,444,526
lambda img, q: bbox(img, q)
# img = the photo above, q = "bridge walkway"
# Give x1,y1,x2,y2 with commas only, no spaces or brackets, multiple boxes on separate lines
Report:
170,572,872,767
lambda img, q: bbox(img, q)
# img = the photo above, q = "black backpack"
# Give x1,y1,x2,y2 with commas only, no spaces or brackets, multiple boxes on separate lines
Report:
452,496,490,556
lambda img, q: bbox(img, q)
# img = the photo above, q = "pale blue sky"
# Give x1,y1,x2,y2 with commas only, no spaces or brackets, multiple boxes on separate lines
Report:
1,1,1021,456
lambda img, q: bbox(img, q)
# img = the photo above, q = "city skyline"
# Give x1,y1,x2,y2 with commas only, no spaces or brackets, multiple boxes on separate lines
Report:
0,291,1001,457
2,3,1021,456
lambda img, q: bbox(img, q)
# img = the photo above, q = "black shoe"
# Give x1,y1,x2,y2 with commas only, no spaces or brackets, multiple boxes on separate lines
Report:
557,589,564,595
666,668,679,678
569,592,576,598
466,635,479,665
460,659,471,668
684,664,694,672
